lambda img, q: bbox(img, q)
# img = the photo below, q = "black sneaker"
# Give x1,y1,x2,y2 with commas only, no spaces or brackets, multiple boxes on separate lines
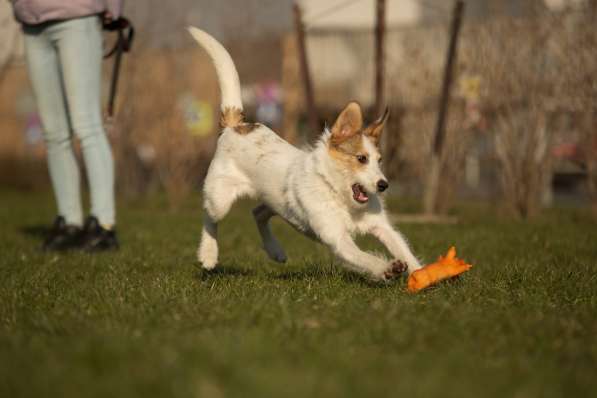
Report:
42,216,84,252
82,216,119,252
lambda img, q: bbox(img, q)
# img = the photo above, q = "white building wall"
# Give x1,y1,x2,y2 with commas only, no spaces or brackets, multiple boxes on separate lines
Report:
300,0,422,30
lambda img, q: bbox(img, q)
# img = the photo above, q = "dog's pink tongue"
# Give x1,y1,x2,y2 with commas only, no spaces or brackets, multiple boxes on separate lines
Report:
352,184,368,203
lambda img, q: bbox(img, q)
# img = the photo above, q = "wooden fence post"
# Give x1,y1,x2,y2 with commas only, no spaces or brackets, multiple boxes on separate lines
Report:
374,0,387,155
374,0,386,116
423,0,465,215
293,3,319,140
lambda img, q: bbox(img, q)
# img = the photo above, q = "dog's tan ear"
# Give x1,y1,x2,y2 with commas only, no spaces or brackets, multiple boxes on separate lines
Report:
331,102,363,144
364,107,390,146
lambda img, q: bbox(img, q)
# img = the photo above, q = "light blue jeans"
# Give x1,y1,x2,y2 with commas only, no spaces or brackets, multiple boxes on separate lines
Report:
23,15,115,228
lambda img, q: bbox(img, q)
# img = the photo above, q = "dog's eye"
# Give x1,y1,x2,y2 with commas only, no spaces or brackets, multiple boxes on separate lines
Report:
378,157,382,164
356,155,368,164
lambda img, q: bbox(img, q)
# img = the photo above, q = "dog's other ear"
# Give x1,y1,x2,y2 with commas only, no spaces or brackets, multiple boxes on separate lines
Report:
331,102,363,144
364,107,390,146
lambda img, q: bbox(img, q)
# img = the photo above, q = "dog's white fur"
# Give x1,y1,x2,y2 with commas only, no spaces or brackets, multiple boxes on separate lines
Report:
189,27,422,281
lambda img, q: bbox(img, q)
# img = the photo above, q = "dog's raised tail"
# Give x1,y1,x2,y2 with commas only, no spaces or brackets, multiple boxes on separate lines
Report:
188,26,243,128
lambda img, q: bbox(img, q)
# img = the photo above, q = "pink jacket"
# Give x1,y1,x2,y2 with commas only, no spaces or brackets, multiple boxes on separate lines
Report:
12,0,123,25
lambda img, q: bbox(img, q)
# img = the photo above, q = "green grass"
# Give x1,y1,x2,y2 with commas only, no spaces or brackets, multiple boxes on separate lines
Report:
0,190,596,398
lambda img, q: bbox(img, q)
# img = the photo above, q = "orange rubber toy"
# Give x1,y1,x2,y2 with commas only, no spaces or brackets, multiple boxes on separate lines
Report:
407,246,473,292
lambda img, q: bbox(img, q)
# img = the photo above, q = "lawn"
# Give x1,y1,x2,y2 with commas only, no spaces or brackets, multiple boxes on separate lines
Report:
0,189,596,398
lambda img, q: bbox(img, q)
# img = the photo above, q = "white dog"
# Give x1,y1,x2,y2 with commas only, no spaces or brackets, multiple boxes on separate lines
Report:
189,27,422,281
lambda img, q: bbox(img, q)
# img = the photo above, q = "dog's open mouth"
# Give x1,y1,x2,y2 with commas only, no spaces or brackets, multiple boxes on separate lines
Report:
352,183,369,203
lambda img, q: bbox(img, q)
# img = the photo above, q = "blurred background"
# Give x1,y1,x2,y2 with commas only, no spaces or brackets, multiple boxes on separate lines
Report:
1,0,595,218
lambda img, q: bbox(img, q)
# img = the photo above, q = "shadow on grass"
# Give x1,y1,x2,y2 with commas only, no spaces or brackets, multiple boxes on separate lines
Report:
195,261,407,289
19,224,51,239
195,265,256,281
274,266,406,288
340,273,409,289
274,268,333,281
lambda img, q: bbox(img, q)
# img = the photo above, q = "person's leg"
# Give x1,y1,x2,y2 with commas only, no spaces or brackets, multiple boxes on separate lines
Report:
52,16,116,229
23,24,84,227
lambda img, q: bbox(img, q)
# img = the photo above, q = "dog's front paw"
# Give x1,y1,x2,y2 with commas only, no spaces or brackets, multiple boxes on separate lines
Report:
383,259,408,280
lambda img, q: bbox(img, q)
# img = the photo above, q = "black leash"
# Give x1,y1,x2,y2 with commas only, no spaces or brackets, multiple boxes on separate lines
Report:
103,17,134,118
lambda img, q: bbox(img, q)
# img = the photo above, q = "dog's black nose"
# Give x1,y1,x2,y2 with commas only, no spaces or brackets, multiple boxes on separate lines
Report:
377,179,389,192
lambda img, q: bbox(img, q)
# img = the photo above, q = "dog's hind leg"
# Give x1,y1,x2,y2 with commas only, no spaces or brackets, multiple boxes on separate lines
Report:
198,171,254,269
252,204,287,263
